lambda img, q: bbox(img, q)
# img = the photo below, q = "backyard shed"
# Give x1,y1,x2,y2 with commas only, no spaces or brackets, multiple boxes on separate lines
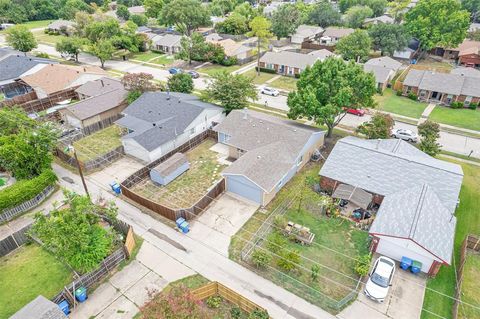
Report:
150,153,189,186
331,184,372,209
10,295,67,319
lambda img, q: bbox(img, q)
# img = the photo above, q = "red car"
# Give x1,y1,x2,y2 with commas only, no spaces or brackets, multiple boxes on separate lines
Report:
346,108,366,116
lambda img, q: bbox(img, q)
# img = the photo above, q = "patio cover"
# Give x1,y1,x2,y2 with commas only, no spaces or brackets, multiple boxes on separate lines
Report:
332,184,373,209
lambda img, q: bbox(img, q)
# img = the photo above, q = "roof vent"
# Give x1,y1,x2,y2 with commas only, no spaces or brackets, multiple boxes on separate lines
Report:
152,123,156,126
257,155,261,159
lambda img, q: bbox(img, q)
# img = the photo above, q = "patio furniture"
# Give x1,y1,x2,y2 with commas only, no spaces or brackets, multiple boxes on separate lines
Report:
284,221,315,245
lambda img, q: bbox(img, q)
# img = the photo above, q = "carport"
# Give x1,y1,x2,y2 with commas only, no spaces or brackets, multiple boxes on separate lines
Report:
332,184,373,209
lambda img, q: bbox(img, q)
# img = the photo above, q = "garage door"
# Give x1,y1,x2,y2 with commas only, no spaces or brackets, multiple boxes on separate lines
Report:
376,238,434,273
226,176,263,204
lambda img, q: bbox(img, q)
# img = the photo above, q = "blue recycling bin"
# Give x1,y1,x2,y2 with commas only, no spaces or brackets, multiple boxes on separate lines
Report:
110,181,121,195
75,286,88,303
411,260,422,274
176,217,186,228
58,300,70,315
179,221,190,233
400,256,412,270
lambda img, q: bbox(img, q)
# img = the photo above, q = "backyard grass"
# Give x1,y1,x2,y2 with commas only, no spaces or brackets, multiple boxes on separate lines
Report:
269,76,298,91
242,69,278,85
73,125,122,162
421,162,480,319
374,89,427,119
0,244,73,318
230,162,370,314
197,64,242,76
459,252,480,319
132,139,226,209
428,106,480,131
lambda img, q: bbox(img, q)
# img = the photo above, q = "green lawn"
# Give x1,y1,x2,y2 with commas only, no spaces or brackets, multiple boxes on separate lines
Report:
0,244,73,318
73,125,122,162
428,106,480,131
242,69,278,85
421,162,480,319
32,30,67,45
131,51,175,66
132,139,226,209
459,253,480,319
230,163,370,314
197,64,242,76
269,76,298,91
21,20,53,29
374,89,427,119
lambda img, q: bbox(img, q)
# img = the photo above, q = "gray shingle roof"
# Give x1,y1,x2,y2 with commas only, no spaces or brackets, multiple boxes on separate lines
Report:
370,184,456,264
152,152,188,177
319,136,463,213
363,64,394,84
215,109,323,191
116,92,222,152
294,25,324,38
75,77,124,97
10,295,66,319
365,56,402,71
153,34,182,47
323,27,355,38
0,55,54,81
260,51,319,70
65,88,127,120
47,19,75,30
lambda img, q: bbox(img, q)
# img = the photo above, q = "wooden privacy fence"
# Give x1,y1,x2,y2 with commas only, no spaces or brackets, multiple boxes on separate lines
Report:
452,234,480,319
55,145,125,173
81,114,122,136
1,88,78,114
192,281,269,316
121,130,223,222
0,185,55,224
0,224,32,257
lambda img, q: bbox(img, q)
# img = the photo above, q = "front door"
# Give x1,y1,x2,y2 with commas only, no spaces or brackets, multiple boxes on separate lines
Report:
431,91,440,100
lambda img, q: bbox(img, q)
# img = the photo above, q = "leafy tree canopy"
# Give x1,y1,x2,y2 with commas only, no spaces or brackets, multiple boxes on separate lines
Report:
55,36,85,61
307,1,342,28
368,23,408,56
356,112,394,139
144,0,164,18
160,0,210,36
271,4,302,39
418,120,441,156
344,5,373,28
5,25,37,55
168,73,194,93
336,29,372,62
216,12,249,35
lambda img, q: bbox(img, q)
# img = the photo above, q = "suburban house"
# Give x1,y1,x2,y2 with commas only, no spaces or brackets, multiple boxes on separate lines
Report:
11,295,67,319
393,38,420,61
0,53,56,98
19,64,107,99
263,1,286,16
59,78,128,130
319,137,463,276
319,27,354,45
291,25,324,44
127,5,145,15
363,15,394,26
364,56,402,91
214,109,325,206
153,34,183,54
207,38,254,62
434,40,480,67
402,68,480,105
469,23,480,33
150,152,189,186
47,19,76,34
259,50,337,76
115,92,225,163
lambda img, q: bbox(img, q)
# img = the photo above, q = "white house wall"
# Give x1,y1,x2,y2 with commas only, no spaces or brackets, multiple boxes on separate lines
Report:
375,236,441,272
122,138,151,163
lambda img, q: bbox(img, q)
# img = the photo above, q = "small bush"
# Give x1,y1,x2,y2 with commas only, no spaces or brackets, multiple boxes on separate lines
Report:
396,90,402,96
221,56,237,66
273,215,287,228
407,92,417,100
251,249,271,268
355,254,372,277
255,66,276,74
468,102,478,110
294,73,301,78
249,309,269,319
35,52,49,58
266,232,287,254
231,307,243,319
206,295,222,309
311,264,320,281
450,101,463,109
277,249,301,272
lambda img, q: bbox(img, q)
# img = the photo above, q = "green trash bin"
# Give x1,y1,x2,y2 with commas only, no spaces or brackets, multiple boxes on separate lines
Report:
411,260,422,274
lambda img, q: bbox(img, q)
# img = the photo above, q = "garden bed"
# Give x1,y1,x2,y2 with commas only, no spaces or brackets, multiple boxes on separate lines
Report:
0,244,73,319
131,139,226,209
230,163,370,314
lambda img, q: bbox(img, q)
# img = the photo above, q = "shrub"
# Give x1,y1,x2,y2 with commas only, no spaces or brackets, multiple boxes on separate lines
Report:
221,56,237,66
255,66,277,74
35,52,49,58
468,102,478,110
231,307,243,319
273,215,287,228
167,73,194,93
396,90,402,96
248,309,269,319
0,169,57,211
450,101,463,109
206,295,222,309
277,249,301,271
311,264,320,281
266,232,287,253
355,254,372,277
251,249,271,268
407,92,417,100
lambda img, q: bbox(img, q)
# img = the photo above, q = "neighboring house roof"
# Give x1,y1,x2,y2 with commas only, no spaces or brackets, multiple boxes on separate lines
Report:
308,49,338,60
153,34,183,47
403,69,480,97
208,39,251,57
64,87,127,120
450,67,480,78
210,16,226,25
370,183,456,264
293,25,324,39
0,47,23,61
128,5,145,14
152,152,188,177
453,40,480,56
116,92,222,152
364,64,394,85
215,109,323,191
469,23,480,32
365,56,402,71
323,27,354,39
263,1,286,15
47,19,75,30
136,26,152,33
319,136,463,213
0,55,54,82
393,48,414,59
21,64,107,95
205,33,223,42
11,295,66,319
260,51,319,70
75,77,124,97
363,15,394,25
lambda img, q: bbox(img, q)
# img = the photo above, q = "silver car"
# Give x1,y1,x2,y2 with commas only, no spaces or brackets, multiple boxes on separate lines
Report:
391,128,418,143
261,87,279,97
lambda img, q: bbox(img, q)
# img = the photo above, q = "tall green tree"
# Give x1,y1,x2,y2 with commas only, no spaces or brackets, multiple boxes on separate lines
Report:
167,73,194,93
209,0,236,16
418,120,441,156
462,0,480,21
215,13,249,35
247,16,272,76
404,0,470,51
204,72,257,113
91,39,115,68
271,4,302,39
56,37,84,62
368,0,387,17
368,23,408,56
387,0,409,22
344,5,373,28
356,112,394,139
307,1,342,28
287,58,376,137
336,29,372,62
59,0,94,19
160,0,210,36
5,25,37,55
144,0,164,18
116,4,130,20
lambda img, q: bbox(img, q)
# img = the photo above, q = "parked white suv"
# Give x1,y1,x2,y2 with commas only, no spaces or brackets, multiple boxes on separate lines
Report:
260,87,279,97
364,256,396,303
391,128,418,143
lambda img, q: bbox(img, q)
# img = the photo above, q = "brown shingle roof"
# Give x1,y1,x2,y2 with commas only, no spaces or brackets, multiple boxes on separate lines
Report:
65,88,128,120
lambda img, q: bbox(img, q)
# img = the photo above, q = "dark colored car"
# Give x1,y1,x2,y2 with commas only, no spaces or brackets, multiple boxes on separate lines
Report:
169,68,183,75
188,70,200,79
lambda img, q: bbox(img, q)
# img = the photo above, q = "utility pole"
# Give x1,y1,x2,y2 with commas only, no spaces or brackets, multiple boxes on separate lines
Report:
68,145,90,199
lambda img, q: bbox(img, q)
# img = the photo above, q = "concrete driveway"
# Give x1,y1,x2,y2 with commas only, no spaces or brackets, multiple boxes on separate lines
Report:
88,156,144,185
188,193,259,255
339,260,427,319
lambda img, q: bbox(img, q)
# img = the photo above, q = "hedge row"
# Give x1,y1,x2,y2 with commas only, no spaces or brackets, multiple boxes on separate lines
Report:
0,169,57,211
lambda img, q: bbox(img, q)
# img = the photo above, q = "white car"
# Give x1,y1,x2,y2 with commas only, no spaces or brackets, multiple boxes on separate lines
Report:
261,87,279,97
391,128,418,143
364,256,396,303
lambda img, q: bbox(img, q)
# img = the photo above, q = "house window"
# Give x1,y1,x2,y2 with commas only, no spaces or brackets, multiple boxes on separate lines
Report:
267,63,274,69
464,96,472,106
288,68,294,75
420,90,426,97
190,127,196,135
